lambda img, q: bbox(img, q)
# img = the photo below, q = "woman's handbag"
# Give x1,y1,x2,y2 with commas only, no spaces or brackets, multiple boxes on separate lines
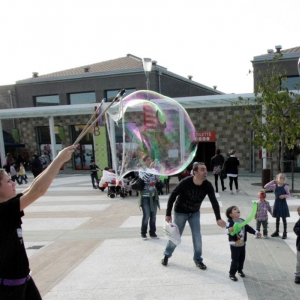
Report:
131,177,145,191
220,161,227,179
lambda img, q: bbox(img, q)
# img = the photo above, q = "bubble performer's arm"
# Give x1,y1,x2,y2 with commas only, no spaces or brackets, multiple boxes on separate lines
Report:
230,202,258,236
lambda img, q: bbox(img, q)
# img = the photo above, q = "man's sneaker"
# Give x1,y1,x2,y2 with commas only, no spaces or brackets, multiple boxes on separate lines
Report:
196,262,207,270
222,187,227,191
271,231,279,237
236,189,241,193
161,255,168,266
150,234,159,239
141,234,147,240
295,276,300,284
238,271,245,277
282,232,287,239
229,274,238,281
263,235,268,239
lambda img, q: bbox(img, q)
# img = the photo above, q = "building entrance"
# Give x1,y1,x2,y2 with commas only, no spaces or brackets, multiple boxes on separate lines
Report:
193,142,215,171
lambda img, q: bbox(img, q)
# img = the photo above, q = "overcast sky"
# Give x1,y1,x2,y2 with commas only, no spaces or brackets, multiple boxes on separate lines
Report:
1,0,299,94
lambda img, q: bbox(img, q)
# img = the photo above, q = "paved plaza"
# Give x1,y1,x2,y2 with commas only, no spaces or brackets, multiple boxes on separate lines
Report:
18,171,300,300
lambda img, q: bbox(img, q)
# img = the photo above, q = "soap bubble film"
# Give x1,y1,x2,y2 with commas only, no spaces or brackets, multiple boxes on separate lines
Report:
106,90,197,178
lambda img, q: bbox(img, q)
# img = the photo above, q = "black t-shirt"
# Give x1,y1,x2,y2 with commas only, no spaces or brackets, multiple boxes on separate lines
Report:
0,194,30,279
90,164,99,174
166,177,221,220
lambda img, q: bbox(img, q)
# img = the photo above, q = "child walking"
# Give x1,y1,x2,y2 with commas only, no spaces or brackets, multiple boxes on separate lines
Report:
255,189,273,238
18,162,28,184
264,173,290,239
226,206,261,281
293,206,300,284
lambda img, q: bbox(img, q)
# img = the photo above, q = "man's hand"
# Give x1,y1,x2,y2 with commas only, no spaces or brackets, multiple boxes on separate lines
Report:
165,216,172,223
217,219,226,228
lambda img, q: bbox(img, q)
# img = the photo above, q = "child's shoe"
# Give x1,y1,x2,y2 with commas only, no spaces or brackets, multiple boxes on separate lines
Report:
236,189,241,193
295,276,300,284
229,274,238,281
238,271,245,277
230,190,233,194
271,231,279,237
263,235,268,239
282,232,287,239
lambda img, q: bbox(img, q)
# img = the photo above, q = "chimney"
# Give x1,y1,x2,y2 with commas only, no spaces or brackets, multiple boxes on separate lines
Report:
188,75,193,80
213,85,217,90
32,72,39,78
152,60,157,66
267,49,274,54
83,66,90,73
275,45,282,53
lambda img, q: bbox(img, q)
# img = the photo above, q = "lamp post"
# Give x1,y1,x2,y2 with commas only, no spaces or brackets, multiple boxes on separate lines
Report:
142,58,152,91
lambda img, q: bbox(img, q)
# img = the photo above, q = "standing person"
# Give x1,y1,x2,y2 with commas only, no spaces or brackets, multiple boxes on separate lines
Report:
40,152,51,170
31,155,43,178
293,206,300,284
139,155,160,240
225,150,240,194
264,173,291,239
5,153,14,174
161,162,226,269
89,160,101,189
210,148,226,193
18,162,28,184
0,145,74,300
226,206,261,281
10,163,21,185
255,189,273,238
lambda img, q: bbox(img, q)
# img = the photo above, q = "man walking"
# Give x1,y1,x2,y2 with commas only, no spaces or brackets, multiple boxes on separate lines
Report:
161,162,226,269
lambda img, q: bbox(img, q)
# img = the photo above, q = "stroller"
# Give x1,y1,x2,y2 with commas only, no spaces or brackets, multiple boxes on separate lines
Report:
101,170,127,198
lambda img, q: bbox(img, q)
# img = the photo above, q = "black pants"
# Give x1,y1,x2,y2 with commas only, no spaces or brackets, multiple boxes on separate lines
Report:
229,245,245,275
213,174,225,192
229,176,238,190
91,173,99,187
0,277,42,300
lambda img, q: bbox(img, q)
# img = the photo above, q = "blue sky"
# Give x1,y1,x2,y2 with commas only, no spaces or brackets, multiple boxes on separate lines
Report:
1,0,299,93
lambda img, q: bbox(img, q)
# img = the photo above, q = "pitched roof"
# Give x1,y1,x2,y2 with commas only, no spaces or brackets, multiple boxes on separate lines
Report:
281,46,300,53
37,54,146,78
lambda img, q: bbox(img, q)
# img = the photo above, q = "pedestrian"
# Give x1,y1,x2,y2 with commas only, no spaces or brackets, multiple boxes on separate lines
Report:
10,163,21,185
264,173,290,239
255,189,273,238
0,145,74,300
293,206,300,284
18,162,28,184
210,148,226,193
40,152,51,170
139,155,160,240
225,150,240,194
161,162,226,269
226,206,261,281
89,159,101,189
31,155,43,178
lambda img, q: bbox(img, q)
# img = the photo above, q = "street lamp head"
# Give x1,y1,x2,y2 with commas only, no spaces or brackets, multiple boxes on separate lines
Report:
142,58,152,74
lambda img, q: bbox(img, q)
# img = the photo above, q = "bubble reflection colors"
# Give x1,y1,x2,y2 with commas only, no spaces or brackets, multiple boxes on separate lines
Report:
106,90,197,177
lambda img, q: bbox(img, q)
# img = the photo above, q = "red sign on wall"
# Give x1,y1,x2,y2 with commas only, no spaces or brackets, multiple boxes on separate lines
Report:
197,131,216,142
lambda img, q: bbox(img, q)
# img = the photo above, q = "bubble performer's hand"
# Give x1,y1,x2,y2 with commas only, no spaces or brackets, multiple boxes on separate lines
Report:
230,202,258,236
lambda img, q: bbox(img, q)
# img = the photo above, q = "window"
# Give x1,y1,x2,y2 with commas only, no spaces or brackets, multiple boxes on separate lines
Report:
281,76,300,90
37,126,62,144
69,92,96,105
105,89,136,102
35,95,59,106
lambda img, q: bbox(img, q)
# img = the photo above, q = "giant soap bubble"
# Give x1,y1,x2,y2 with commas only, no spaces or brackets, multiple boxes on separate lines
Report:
106,90,197,178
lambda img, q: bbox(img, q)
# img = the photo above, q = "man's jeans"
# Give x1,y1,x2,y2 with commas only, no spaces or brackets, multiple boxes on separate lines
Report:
141,196,157,236
164,211,203,264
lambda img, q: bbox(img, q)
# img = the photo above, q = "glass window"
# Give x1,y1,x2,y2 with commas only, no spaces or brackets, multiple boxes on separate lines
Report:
69,92,96,105
37,126,62,144
35,95,60,106
105,89,136,102
281,76,300,90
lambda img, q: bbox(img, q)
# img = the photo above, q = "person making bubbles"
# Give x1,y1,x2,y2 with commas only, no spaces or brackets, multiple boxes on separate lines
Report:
0,146,74,299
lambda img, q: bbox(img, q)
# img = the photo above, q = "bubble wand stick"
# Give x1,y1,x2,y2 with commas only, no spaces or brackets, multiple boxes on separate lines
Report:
73,89,126,145
230,202,258,236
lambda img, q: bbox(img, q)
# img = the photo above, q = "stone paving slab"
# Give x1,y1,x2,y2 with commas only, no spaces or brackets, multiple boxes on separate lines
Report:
15,172,300,300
